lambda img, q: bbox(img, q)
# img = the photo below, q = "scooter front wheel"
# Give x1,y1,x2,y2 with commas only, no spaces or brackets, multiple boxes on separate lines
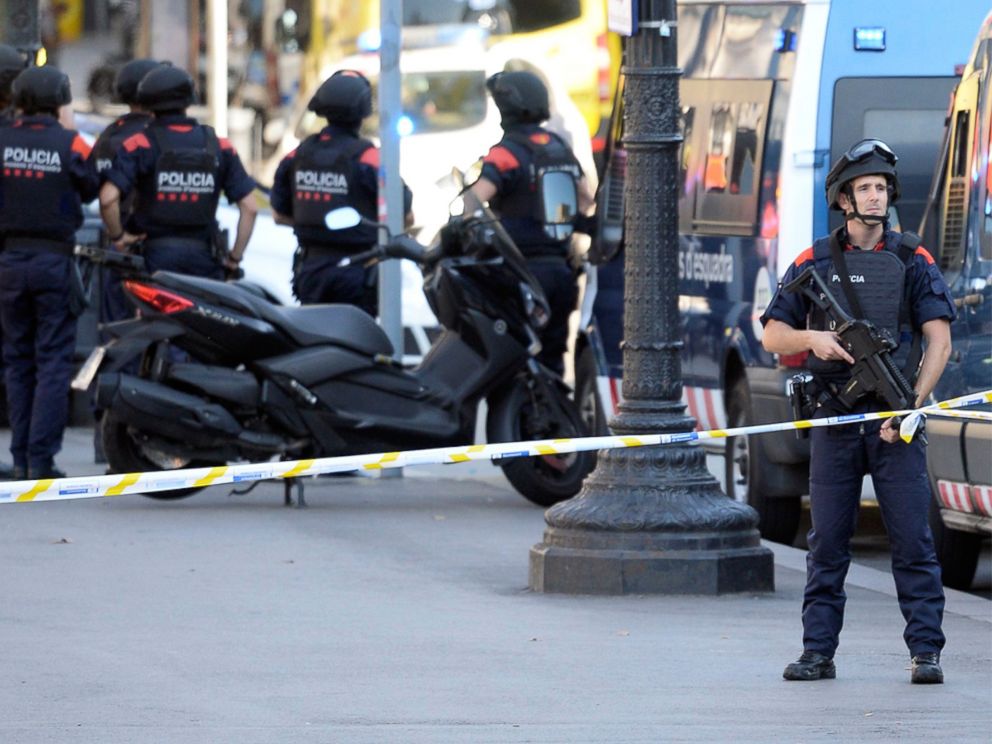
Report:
101,414,205,500
487,379,595,507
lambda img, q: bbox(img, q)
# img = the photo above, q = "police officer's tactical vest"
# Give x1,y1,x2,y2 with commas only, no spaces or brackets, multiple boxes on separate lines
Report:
291,133,376,239
0,124,76,239
806,227,923,385
92,114,150,174
497,129,581,242
92,114,151,222
146,125,220,228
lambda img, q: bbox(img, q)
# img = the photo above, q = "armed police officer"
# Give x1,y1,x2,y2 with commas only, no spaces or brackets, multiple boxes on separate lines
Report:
0,66,99,479
271,70,413,313
468,70,595,376
99,65,257,279
761,139,955,685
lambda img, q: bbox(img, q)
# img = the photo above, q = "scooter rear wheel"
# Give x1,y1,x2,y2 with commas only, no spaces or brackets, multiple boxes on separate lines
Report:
101,414,205,500
488,379,595,507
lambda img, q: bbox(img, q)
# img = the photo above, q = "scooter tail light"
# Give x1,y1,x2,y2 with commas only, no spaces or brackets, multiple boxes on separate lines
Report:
123,281,194,314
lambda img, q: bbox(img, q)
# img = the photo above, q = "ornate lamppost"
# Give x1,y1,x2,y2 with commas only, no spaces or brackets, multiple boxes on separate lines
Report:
529,0,774,594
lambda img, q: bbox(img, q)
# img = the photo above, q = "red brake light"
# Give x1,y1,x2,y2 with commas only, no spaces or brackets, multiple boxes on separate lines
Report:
123,281,194,314
778,351,809,368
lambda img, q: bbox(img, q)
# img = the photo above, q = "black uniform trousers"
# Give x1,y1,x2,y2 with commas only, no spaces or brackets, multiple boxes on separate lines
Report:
144,238,223,280
0,249,77,473
526,255,578,376
804,401,945,658
294,250,376,316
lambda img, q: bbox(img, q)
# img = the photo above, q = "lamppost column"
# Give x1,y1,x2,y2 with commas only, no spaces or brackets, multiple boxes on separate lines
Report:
528,0,774,595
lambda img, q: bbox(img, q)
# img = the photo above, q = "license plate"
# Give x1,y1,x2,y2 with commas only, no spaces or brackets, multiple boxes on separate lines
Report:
71,345,106,391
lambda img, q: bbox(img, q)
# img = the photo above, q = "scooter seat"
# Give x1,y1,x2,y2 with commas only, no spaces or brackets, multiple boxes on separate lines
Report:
268,304,394,356
150,272,394,357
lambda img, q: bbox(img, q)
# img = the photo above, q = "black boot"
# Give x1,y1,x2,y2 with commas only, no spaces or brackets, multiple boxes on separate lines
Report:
28,463,66,480
783,651,836,681
911,653,943,684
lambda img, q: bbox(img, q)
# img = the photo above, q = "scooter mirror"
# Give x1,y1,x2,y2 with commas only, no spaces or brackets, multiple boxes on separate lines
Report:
324,207,362,231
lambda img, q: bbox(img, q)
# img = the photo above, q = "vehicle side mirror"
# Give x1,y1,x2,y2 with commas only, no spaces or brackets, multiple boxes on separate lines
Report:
325,207,362,231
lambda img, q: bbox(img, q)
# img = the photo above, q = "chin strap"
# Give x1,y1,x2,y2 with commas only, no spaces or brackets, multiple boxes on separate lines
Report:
844,210,888,228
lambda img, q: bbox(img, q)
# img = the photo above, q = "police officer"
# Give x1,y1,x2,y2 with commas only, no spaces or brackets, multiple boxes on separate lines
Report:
761,139,955,684
0,44,27,126
0,45,29,478
89,58,164,325
0,66,100,479
271,70,413,313
468,70,595,376
98,65,257,279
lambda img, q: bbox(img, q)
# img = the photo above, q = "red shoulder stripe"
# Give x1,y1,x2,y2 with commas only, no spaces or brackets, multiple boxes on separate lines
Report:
167,124,194,133
71,134,91,159
793,246,814,267
219,137,236,153
122,132,151,153
359,146,380,168
914,246,936,265
483,145,519,172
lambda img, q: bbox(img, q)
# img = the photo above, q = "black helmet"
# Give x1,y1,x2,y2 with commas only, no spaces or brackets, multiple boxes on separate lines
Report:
825,138,901,210
0,44,26,75
486,70,550,127
136,65,196,112
12,65,72,113
308,70,372,124
115,58,168,105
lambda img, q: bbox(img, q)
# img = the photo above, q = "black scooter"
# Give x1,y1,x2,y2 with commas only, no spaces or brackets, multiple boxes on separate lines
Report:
75,206,593,506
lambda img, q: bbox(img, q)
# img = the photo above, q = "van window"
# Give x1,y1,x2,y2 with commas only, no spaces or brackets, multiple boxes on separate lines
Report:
691,80,771,235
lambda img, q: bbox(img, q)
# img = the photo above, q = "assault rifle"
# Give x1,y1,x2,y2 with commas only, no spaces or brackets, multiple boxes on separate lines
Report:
784,267,917,412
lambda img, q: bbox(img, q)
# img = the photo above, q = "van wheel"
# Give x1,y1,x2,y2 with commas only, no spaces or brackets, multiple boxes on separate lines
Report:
725,378,801,544
928,497,982,590
574,345,609,436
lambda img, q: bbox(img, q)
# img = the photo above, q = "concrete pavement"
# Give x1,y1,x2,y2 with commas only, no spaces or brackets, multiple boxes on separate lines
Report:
0,427,989,743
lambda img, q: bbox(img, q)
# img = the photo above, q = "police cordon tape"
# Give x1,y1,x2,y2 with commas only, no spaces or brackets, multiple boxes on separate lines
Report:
2,389,990,504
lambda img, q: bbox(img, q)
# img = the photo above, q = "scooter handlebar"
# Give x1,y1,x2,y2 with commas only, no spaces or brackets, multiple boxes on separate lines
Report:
336,234,428,268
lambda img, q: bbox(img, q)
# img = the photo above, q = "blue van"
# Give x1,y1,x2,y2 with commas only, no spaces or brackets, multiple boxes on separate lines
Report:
919,11,992,589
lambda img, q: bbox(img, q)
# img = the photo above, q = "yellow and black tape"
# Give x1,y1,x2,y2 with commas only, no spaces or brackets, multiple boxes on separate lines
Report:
2,390,989,504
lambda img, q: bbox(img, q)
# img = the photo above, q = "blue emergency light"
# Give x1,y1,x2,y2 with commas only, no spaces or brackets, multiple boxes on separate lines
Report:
396,115,415,137
854,27,886,51
775,29,797,53
357,29,382,52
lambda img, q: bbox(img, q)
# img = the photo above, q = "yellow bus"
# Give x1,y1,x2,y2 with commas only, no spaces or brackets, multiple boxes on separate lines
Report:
280,0,620,143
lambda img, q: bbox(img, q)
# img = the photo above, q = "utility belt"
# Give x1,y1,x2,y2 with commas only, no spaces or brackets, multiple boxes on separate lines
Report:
144,236,213,255
520,246,568,261
787,373,897,436
0,235,75,256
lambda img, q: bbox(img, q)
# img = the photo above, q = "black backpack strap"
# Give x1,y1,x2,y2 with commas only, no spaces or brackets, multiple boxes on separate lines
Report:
200,125,220,160
896,230,924,383
827,227,866,319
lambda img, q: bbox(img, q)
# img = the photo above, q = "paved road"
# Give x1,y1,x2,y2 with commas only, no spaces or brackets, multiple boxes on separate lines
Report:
0,428,989,743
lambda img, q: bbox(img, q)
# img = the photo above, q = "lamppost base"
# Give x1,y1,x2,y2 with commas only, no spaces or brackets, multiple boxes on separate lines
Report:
529,528,774,595
528,444,775,595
